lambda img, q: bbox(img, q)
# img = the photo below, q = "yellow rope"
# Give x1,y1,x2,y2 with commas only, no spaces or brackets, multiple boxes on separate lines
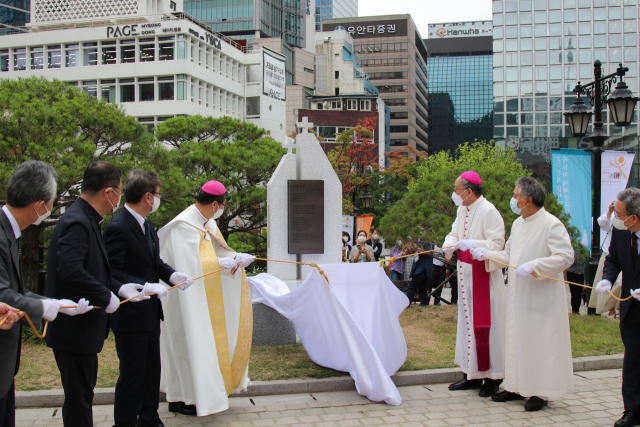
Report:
380,245,457,267
484,256,633,302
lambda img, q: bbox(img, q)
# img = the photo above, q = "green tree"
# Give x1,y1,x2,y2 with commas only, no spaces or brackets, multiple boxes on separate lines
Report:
378,142,588,263
155,115,285,256
0,76,156,292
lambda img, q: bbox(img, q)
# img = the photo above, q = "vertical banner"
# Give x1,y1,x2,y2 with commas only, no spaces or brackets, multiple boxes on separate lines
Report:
600,151,635,246
342,215,355,244
551,148,592,248
355,215,374,240
262,50,286,101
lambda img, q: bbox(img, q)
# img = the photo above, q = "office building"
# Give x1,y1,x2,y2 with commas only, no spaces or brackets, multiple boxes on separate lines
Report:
323,14,430,153
491,0,640,184
315,0,357,31
8,0,287,141
425,21,493,154
1,0,30,34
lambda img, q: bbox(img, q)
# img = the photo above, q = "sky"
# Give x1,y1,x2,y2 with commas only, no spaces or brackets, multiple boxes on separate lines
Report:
359,0,492,38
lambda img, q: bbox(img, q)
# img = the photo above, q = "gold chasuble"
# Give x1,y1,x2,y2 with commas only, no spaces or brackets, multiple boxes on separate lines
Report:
158,206,252,416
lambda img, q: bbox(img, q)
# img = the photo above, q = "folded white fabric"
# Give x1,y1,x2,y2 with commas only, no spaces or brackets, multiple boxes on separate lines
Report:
248,263,409,405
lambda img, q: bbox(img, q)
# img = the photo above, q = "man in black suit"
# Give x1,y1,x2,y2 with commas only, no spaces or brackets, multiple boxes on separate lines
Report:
0,161,90,427
405,242,435,307
44,161,148,427
103,170,194,427
596,187,640,427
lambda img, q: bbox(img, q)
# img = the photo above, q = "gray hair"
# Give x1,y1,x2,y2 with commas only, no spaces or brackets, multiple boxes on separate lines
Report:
461,178,483,196
617,187,640,217
515,176,546,207
6,161,58,208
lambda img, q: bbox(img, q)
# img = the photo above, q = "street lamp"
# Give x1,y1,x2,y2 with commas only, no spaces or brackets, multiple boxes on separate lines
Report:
565,61,639,278
360,186,373,209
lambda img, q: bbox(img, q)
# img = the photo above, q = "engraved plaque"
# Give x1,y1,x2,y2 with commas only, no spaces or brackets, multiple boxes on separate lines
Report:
288,180,324,254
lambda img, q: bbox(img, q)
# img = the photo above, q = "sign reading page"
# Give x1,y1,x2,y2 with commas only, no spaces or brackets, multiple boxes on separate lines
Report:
288,180,324,254
263,51,286,101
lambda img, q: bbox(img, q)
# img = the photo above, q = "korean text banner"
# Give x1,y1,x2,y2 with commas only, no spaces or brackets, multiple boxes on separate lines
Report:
262,50,286,101
600,151,635,246
356,215,374,239
551,149,592,248
342,215,355,244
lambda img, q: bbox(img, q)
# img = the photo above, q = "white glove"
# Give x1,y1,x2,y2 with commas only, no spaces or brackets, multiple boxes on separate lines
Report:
456,240,476,252
218,257,238,271
170,272,194,291
596,280,613,294
471,247,490,261
442,242,456,254
118,283,148,301
516,263,534,278
41,299,60,322
105,292,120,314
143,283,168,300
631,289,640,301
235,253,256,268
58,298,93,316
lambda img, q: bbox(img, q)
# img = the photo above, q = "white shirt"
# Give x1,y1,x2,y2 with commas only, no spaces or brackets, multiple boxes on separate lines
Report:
2,205,21,239
432,245,445,267
124,204,146,233
597,212,613,253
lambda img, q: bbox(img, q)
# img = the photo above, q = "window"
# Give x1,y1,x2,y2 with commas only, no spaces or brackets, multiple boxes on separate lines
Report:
139,82,154,101
360,100,371,110
121,40,135,63
159,82,174,100
102,42,116,65
316,102,323,110
159,37,174,61
390,111,408,119
140,39,154,62
385,98,408,106
65,45,79,67
13,48,26,71
335,70,339,79
330,100,342,109
304,67,314,74
170,1,176,11
101,80,116,103
48,46,61,68
347,99,358,110
120,84,135,102
31,47,43,70
83,81,97,98
390,125,408,133
83,45,98,66
335,88,340,96
0,50,8,72
177,40,187,60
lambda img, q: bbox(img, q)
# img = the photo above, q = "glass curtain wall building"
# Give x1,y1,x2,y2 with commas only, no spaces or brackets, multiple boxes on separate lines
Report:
492,0,640,185
185,0,305,47
425,32,493,154
315,0,357,31
1,0,30,34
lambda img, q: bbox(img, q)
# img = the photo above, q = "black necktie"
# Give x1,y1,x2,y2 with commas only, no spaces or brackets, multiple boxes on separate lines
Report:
144,220,154,253
633,234,638,266
16,236,22,263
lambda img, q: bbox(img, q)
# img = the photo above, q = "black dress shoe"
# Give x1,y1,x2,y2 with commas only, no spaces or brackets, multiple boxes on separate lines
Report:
479,383,500,397
491,391,525,402
524,396,548,411
615,411,640,427
168,402,197,416
137,422,165,427
448,378,483,391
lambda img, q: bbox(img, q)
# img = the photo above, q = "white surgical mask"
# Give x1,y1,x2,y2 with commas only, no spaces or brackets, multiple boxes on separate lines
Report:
372,234,379,241
612,213,635,231
510,197,523,215
343,236,349,242
33,202,51,226
397,240,402,246
149,195,161,213
212,203,224,220
357,236,366,243
107,188,121,214
451,189,470,207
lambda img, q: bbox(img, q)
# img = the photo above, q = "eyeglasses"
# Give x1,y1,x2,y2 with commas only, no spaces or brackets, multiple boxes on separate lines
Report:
151,191,163,197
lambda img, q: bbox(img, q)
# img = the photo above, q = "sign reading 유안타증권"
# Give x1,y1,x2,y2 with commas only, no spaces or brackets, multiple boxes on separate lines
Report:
322,19,408,39
288,180,324,254
262,50,286,101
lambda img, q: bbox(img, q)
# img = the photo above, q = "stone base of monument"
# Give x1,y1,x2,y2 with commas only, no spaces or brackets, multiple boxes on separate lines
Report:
251,280,300,346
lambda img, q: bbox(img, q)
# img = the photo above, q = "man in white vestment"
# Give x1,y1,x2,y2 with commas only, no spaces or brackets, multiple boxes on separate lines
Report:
472,177,574,412
157,181,256,417
443,171,507,398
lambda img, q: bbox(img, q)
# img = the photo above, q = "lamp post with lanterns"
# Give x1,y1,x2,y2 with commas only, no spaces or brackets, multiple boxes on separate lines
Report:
564,60,639,268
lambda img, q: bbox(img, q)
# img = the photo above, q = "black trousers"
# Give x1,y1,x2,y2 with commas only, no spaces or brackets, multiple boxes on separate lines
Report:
566,271,584,314
114,327,162,427
448,271,458,304
620,304,640,412
0,381,15,427
425,265,447,305
406,271,431,305
53,349,99,427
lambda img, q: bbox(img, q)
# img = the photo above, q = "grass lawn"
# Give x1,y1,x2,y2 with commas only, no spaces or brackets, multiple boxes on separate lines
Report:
15,305,624,391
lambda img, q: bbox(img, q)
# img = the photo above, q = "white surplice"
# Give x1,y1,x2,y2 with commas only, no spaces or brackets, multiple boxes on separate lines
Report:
443,196,506,380
248,263,408,405
157,206,251,416
485,207,574,399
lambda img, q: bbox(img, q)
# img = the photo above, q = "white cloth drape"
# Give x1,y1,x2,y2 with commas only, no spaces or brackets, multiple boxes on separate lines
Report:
248,262,409,405
443,196,507,380
485,208,575,399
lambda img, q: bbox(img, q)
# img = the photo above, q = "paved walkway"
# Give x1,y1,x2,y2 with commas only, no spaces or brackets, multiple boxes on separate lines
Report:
17,368,625,427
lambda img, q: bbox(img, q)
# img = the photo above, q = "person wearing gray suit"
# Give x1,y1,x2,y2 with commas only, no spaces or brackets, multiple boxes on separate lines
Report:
0,161,91,427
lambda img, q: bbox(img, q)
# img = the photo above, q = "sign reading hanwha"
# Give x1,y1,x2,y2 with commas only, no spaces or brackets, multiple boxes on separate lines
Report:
428,21,492,39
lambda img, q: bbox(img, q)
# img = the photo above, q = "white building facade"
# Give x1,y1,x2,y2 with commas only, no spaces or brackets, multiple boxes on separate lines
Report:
1,0,287,141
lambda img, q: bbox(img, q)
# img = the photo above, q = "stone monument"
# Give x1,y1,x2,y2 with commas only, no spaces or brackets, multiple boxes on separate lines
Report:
251,117,342,346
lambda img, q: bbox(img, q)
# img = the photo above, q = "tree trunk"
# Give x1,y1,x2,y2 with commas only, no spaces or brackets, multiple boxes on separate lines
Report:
22,225,42,295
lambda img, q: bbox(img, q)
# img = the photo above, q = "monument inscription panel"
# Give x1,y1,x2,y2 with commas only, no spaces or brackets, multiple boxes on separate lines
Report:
288,180,324,254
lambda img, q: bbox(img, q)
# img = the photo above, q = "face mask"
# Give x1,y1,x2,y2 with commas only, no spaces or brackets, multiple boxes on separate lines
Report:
149,195,161,213
212,203,224,220
372,234,379,241
357,236,366,243
107,188,121,214
33,202,51,226
510,197,523,215
397,240,402,246
451,189,469,207
343,236,349,242
612,213,635,231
